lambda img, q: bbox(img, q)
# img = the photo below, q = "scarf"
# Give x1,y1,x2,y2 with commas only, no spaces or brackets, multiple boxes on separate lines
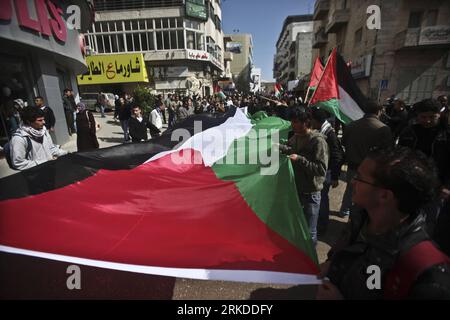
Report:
22,125,45,143
320,120,332,135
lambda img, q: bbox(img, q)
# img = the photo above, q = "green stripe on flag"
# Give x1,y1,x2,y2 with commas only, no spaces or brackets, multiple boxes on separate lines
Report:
315,99,353,125
212,114,318,265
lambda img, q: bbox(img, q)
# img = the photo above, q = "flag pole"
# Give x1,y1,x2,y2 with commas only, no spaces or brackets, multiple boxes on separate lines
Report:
304,86,312,104
308,48,336,108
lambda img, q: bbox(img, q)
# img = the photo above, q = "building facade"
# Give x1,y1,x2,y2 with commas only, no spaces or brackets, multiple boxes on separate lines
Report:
273,15,314,86
84,0,225,96
224,33,253,93
0,0,93,145
312,0,450,104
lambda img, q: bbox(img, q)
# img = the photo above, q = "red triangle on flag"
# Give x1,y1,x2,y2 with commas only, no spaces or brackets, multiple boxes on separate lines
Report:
309,48,339,104
308,57,324,88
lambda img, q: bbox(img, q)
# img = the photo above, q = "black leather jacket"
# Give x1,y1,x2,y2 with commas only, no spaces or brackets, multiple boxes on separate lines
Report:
327,210,450,299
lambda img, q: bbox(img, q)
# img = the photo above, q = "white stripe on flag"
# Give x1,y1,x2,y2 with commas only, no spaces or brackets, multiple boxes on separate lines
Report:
147,108,253,166
338,86,364,121
0,245,322,285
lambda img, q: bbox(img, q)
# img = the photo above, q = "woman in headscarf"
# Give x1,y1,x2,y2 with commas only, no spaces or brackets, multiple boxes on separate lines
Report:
76,102,99,152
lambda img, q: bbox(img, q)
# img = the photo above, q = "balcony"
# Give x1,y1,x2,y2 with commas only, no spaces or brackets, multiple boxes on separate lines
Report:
325,9,350,34
394,25,450,51
313,28,328,48
313,0,330,21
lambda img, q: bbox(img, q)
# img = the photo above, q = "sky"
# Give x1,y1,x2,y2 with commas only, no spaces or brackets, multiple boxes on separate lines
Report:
221,0,315,82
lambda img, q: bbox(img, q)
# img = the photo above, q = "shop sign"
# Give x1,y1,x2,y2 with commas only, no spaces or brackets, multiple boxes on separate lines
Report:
351,54,373,79
0,0,68,43
77,53,149,85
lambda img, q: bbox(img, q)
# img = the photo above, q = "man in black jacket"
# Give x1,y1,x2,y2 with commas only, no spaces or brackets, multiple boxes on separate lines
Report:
318,148,450,300
398,98,450,254
311,108,344,232
128,105,148,143
34,96,55,132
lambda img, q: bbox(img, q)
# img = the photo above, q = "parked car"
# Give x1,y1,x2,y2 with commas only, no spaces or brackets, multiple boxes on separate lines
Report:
80,93,116,112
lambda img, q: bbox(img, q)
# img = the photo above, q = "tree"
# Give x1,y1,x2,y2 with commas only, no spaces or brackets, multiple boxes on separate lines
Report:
132,85,156,116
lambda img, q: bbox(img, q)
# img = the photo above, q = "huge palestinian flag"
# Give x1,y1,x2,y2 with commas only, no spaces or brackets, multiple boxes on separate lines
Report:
309,48,368,124
0,108,319,288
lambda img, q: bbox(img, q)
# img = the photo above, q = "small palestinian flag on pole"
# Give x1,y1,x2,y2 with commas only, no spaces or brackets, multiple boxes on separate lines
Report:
309,48,368,124
274,83,284,99
214,84,226,100
0,108,320,296
304,57,324,103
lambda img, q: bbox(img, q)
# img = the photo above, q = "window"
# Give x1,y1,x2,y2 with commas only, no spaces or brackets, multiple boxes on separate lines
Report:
408,11,424,28
177,30,184,49
148,32,155,50
426,10,438,27
139,20,146,30
126,33,133,51
163,31,170,49
355,27,362,44
133,33,141,51
156,32,163,49
186,30,195,49
170,30,177,49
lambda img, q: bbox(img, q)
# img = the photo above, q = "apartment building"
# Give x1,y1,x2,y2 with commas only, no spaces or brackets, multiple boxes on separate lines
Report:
273,15,314,86
312,0,450,103
84,0,225,96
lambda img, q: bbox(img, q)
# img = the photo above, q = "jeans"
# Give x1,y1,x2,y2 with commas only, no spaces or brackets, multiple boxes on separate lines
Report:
339,168,357,216
120,120,129,141
318,171,332,226
100,105,105,117
299,192,321,245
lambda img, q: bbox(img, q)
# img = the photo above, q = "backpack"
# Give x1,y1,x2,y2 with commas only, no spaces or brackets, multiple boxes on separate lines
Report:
4,135,32,170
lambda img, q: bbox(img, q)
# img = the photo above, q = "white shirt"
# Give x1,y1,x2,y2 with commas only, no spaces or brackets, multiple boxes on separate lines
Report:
150,108,163,130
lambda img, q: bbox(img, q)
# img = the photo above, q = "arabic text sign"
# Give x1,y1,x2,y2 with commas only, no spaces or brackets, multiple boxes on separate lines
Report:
77,53,149,85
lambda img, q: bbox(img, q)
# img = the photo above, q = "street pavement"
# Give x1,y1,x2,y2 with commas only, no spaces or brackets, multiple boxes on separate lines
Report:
0,112,349,299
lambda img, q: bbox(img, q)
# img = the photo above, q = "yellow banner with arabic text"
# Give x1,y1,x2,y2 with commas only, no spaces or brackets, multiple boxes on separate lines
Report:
77,53,149,85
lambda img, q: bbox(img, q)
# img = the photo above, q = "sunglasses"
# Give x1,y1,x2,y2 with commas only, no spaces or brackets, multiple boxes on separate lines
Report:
352,174,384,189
